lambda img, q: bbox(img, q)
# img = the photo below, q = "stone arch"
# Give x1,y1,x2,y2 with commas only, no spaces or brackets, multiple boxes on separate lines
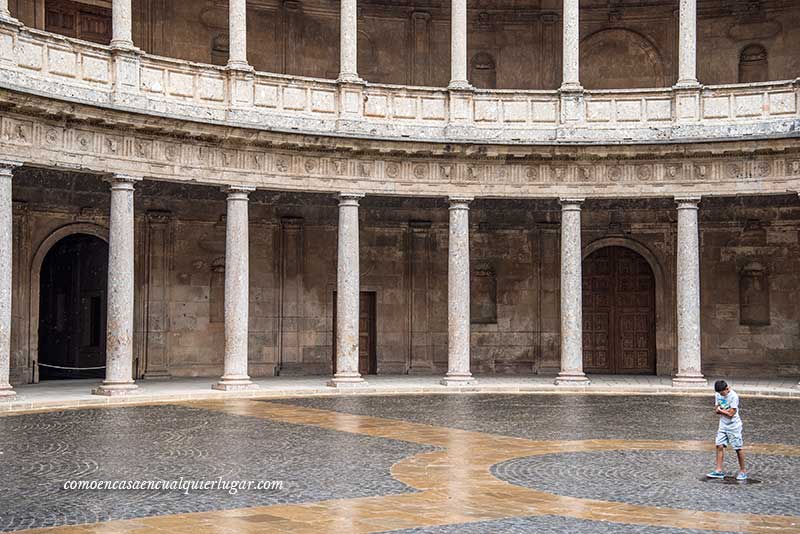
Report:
28,223,109,383
580,29,666,89
582,237,672,375
738,43,768,83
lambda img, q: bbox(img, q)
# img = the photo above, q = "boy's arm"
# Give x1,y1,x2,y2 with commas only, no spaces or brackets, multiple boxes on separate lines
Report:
717,407,737,417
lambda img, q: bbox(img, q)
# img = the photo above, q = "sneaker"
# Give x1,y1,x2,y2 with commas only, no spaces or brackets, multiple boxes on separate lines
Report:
736,472,748,481
706,471,725,479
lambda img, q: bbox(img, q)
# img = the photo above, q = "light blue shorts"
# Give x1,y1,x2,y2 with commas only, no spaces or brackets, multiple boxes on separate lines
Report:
716,428,743,450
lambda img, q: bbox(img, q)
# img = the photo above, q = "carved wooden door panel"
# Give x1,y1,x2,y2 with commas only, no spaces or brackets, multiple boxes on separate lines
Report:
583,247,655,374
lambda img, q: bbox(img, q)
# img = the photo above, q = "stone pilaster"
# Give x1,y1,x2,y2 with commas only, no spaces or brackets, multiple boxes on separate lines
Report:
214,186,258,390
555,198,589,385
338,0,361,83
0,161,20,399
93,174,141,396
676,0,698,87
560,0,582,91
111,0,134,50
448,0,471,90
673,196,707,386
227,0,251,71
329,193,366,387
0,0,17,22
441,196,476,386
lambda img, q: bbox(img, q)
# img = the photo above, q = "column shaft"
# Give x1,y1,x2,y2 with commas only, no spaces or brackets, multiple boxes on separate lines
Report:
93,175,139,396
228,0,249,70
441,197,475,385
555,198,589,384
561,0,581,91
111,0,133,49
448,0,470,90
677,0,698,86
0,0,11,19
214,187,257,390
673,196,706,386
329,193,365,386
0,163,17,399
338,0,360,82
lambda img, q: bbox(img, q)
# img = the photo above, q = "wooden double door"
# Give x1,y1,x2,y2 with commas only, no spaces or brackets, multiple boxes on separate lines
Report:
332,292,377,375
582,246,656,374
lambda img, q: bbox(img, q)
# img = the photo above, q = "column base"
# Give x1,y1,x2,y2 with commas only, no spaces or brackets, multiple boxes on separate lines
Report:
672,374,708,387
212,376,258,391
554,372,591,386
327,374,366,387
92,382,139,396
674,79,700,90
440,373,477,386
226,61,254,73
447,80,473,91
559,82,584,93
337,74,364,85
0,386,16,400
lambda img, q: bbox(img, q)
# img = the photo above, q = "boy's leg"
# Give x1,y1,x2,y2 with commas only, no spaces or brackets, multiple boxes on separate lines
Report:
736,448,746,473
715,445,725,472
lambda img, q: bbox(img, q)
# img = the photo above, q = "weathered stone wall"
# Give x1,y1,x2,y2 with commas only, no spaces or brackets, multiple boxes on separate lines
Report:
9,0,800,88
7,171,800,383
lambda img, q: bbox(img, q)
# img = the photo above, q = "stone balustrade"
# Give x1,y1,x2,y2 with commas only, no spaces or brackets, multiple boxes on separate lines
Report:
1,22,798,145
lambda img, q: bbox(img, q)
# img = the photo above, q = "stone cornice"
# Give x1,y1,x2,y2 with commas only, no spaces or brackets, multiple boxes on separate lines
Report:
2,107,800,199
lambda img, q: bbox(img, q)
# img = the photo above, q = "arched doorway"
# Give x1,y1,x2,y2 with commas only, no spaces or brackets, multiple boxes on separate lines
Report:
38,234,108,380
582,246,656,374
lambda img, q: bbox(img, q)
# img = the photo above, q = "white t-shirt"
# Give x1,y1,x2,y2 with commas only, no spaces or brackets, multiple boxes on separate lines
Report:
715,389,742,431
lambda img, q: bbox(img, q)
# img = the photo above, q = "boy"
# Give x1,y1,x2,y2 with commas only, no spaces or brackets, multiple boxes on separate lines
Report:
707,379,747,480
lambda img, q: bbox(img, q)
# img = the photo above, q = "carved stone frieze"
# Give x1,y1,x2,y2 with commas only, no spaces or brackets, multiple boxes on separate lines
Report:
1,113,799,198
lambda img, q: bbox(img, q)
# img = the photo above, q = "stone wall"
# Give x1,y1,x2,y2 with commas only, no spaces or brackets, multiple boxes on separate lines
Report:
7,171,800,383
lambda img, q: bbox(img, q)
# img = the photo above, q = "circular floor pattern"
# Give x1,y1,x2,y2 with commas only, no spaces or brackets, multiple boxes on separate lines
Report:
491,449,800,517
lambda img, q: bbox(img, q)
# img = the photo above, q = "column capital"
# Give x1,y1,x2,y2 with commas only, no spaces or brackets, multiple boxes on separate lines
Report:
0,159,22,177
338,192,365,206
224,185,256,199
106,173,142,189
448,196,473,209
559,197,585,209
675,195,701,208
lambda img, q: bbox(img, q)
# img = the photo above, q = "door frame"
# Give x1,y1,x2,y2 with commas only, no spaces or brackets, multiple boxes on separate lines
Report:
331,290,377,375
29,223,109,383
582,237,670,375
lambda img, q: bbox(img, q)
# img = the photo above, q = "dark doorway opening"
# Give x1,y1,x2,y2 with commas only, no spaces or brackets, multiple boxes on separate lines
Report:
582,246,656,374
332,291,377,375
38,234,108,380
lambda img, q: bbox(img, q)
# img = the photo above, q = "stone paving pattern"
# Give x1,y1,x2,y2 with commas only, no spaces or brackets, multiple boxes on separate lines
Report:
0,404,432,532
1,395,799,534
387,515,738,534
492,450,800,516
275,393,800,445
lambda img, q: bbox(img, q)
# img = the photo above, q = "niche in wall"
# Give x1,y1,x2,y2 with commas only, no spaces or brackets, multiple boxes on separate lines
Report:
739,261,770,325
471,262,497,324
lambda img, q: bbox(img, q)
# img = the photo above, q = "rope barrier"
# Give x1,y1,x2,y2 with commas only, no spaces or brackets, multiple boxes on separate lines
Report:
36,362,106,370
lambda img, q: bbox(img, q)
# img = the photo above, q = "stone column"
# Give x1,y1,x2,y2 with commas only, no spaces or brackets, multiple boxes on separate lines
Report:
227,0,250,70
673,196,707,386
329,193,365,387
214,186,258,390
0,162,19,399
555,198,589,385
561,0,582,91
93,175,140,396
448,0,470,90
0,0,14,21
110,0,134,50
338,0,360,83
441,196,476,385
676,0,698,87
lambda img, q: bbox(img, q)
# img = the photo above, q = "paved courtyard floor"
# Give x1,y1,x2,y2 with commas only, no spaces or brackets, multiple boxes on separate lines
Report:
1,394,799,533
